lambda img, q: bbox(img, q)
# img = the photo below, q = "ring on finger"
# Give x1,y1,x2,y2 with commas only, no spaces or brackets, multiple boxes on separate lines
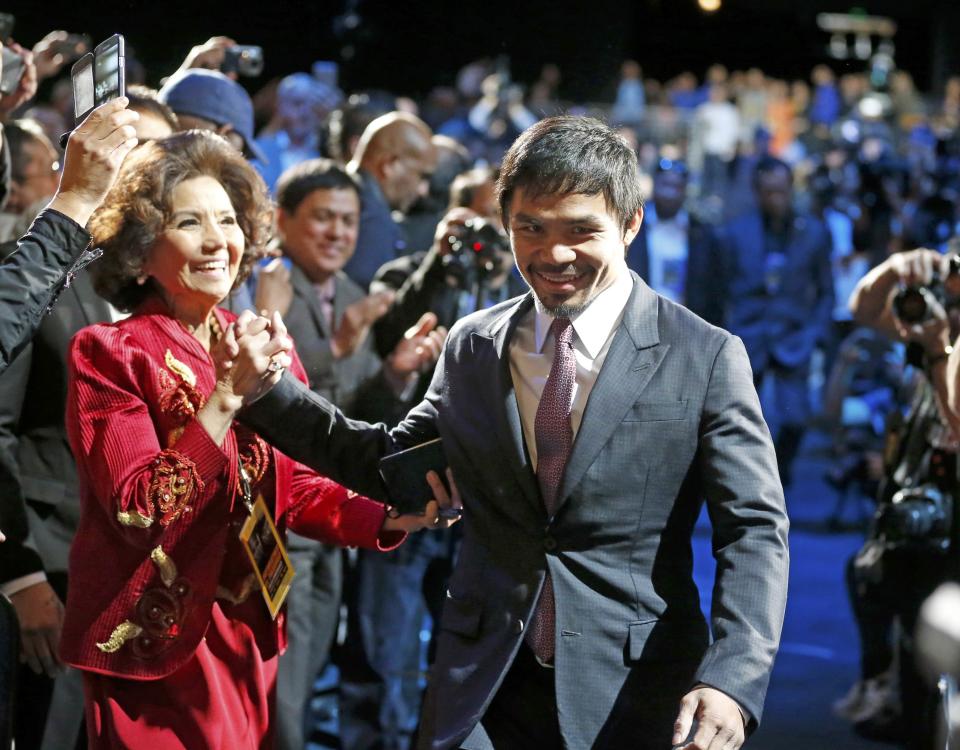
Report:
267,355,285,373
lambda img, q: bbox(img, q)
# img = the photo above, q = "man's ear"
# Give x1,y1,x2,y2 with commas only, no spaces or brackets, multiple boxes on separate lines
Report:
276,206,289,239
623,205,644,246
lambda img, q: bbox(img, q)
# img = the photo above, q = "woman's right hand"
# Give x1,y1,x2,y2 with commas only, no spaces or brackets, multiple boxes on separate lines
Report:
214,310,293,409
48,97,140,227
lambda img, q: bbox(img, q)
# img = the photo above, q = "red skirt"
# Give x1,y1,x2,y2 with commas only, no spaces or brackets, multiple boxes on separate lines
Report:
82,603,276,749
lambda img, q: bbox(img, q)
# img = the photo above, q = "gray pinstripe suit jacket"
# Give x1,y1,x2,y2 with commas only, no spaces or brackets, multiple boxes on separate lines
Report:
242,272,790,749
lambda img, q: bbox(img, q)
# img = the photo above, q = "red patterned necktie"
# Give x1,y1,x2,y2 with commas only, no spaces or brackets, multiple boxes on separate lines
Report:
527,316,576,663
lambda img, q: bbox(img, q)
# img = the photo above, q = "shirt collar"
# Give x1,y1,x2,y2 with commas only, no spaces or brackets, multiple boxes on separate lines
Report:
313,276,336,301
533,270,634,358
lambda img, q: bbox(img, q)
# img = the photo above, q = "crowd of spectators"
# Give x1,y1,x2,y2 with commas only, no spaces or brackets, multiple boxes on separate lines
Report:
2,26,960,750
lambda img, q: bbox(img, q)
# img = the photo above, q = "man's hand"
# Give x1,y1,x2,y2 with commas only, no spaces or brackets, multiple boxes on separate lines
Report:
888,248,948,289
48,97,139,227
32,31,88,81
383,468,463,533
385,312,447,382
673,686,746,750
331,290,395,359
254,257,293,318
432,207,478,258
10,581,64,678
0,42,38,119
176,36,237,78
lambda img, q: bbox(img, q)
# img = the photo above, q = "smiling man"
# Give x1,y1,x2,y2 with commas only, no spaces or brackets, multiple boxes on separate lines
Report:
237,116,790,750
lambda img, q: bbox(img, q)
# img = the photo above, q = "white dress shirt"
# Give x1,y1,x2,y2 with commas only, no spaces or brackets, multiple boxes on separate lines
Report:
509,270,634,471
645,204,690,305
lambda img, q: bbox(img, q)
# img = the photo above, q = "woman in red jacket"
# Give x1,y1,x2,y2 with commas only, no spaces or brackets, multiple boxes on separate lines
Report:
61,130,455,748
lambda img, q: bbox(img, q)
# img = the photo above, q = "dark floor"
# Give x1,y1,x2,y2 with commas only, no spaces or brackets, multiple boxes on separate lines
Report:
308,429,904,749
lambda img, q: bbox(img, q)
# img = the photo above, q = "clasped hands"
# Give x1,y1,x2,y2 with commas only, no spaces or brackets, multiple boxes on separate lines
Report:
214,310,461,533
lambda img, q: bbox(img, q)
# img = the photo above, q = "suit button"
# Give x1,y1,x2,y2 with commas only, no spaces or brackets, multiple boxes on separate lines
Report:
543,536,557,551
515,619,524,634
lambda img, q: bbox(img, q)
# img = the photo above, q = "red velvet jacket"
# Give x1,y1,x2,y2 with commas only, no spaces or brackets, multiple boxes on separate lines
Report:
60,300,402,680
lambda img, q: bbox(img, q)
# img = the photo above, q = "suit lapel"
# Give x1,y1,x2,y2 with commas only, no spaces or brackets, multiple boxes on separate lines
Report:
290,266,332,338
472,293,542,513
559,275,667,505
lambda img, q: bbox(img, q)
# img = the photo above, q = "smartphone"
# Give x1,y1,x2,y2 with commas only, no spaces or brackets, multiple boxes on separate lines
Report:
71,53,94,121
93,34,125,107
72,34,125,123
0,46,23,96
378,438,453,516
0,13,14,43
222,45,263,77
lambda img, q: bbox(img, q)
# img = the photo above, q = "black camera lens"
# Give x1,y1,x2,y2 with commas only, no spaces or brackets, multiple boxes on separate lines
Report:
892,287,930,325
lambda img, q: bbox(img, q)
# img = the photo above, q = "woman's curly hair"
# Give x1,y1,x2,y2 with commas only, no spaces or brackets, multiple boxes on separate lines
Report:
89,130,273,311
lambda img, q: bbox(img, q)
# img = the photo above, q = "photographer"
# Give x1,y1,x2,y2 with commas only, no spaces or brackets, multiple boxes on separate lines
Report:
843,247,960,747
373,200,524,357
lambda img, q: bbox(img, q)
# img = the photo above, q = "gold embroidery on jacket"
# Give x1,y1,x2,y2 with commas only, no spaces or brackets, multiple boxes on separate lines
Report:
151,545,178,588
116,510,154,528
96,620,144,653
148,450,203,526
164,350,196,387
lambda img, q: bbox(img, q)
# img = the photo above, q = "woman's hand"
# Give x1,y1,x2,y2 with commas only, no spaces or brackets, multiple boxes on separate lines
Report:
383,468,463,533
214,310,293,408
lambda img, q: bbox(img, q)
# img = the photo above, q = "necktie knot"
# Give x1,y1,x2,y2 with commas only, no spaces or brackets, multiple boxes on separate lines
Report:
550,316,573,350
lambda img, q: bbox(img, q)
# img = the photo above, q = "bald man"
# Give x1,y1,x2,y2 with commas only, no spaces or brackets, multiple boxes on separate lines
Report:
342,111,437,289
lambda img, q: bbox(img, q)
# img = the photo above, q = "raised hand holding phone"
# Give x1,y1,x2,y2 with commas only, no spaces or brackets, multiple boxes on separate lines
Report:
49,97,139,227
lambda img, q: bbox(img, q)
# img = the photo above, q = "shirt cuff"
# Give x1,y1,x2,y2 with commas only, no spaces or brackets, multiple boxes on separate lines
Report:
0,571,47,598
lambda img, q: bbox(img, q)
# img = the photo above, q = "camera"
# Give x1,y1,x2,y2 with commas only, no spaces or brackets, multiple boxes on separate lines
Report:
892,254,960,325
222,45,263,78
878,485,952,544
443,218,511,279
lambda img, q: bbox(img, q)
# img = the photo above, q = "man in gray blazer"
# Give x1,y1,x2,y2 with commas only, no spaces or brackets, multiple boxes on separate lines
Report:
238,116,790,750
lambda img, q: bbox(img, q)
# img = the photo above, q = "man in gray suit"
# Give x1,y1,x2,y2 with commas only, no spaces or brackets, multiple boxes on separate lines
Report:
236,116,789,750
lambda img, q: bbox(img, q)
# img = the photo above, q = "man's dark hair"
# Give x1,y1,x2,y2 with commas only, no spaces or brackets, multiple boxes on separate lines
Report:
496,116,643,231
275,158,360,214
326,92,395,163
450,167,495,210
753,155,792,186
126,84,179,131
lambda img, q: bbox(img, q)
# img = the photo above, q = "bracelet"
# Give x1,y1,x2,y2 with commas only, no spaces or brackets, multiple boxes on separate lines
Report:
926,344,954,368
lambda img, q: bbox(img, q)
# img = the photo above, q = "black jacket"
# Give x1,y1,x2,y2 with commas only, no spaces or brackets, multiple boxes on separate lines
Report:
0,209,99,376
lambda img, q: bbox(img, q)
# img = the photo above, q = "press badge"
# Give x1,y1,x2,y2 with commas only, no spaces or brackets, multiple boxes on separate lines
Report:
237,463,295,620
